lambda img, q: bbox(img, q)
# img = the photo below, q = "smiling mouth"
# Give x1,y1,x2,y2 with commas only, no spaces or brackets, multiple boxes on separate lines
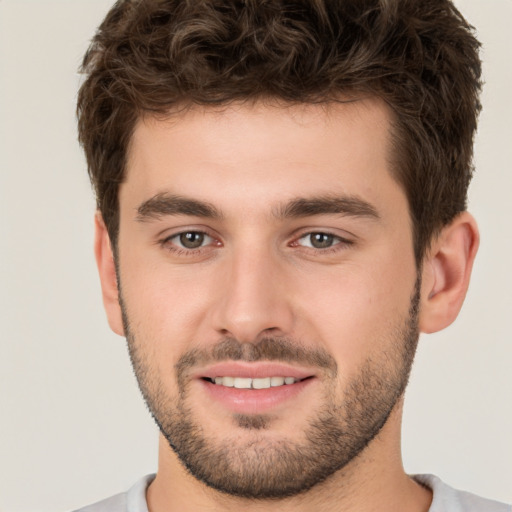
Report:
203,376,312,389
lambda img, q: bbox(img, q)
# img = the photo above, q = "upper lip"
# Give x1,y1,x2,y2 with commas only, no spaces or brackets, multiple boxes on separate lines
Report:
194,362,316,381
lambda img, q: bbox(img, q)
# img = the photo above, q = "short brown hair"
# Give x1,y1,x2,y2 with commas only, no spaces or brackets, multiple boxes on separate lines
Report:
77,0,482,263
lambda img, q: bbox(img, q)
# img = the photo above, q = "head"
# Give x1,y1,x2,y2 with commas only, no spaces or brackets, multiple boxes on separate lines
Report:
78,0,481,265
78,0,482,501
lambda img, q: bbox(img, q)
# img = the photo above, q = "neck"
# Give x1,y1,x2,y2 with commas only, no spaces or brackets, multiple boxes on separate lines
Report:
147,400,432,512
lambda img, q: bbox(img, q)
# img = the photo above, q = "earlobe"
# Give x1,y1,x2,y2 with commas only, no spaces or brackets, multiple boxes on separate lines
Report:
419,212,479,334
94,212,125,336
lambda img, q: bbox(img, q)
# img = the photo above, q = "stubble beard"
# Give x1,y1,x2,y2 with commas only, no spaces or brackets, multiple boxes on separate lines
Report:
120,278,421,499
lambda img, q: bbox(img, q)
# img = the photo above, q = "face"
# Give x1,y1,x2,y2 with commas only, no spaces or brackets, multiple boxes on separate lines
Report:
113,100,420,498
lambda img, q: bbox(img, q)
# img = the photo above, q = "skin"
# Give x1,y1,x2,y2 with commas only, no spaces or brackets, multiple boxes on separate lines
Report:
95,99,479,512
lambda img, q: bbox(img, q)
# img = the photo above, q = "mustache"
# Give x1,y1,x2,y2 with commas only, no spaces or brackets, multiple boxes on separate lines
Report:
175,337,338,381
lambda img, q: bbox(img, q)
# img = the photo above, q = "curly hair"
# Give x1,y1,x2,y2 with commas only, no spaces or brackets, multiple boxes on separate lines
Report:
77,0,482,263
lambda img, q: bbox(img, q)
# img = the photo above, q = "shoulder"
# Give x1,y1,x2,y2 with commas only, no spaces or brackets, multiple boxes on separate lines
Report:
73,492,127,512
72,474,155,512
414,474,511,512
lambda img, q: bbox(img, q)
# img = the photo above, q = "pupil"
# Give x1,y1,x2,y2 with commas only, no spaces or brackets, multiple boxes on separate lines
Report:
180,232,204,249
311,233,333,249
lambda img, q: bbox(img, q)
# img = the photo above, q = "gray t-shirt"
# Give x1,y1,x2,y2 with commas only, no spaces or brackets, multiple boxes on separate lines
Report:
74,473,510,512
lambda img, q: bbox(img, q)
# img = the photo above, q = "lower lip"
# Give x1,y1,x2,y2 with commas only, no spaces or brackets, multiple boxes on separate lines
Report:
200,378,314,414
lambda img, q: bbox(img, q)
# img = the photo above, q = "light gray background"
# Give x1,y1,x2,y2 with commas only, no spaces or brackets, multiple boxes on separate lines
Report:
0,1,510,511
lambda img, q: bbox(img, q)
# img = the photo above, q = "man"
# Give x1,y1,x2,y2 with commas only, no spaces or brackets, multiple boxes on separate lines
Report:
74,0,510,511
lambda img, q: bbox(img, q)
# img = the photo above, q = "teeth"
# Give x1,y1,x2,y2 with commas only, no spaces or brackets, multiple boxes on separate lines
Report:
270,377,285,387
211,376,299,389
252,377,271,389
215,376,234,387
222,376,235,387
234,377,252,389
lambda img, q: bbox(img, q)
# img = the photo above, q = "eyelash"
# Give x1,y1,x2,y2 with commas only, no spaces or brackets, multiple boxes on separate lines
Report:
292,232,354,253
159,230,219,257
159,230,354,256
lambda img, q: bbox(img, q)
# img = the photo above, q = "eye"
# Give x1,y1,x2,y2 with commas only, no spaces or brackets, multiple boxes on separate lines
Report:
169,231,213,249
296,232,345,249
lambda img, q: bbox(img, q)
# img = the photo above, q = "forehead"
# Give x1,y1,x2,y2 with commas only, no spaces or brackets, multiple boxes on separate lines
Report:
122,99,403,219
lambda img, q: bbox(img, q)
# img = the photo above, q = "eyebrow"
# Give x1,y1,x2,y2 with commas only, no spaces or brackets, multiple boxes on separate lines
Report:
274,195,380,220
136,193,223,222
135,192,380,222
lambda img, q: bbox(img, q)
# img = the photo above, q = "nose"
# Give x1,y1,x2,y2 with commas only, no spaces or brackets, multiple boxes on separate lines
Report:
210,246,295,343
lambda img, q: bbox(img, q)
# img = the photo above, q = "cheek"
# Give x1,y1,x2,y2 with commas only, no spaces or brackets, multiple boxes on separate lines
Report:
118,251,215,375
293,256,416,373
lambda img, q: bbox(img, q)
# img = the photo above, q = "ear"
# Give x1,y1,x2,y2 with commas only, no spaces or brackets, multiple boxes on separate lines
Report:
419,212,479,334
94,212,125,336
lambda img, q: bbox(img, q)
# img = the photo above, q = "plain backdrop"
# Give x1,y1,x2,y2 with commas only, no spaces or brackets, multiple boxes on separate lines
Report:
0,1,511,510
